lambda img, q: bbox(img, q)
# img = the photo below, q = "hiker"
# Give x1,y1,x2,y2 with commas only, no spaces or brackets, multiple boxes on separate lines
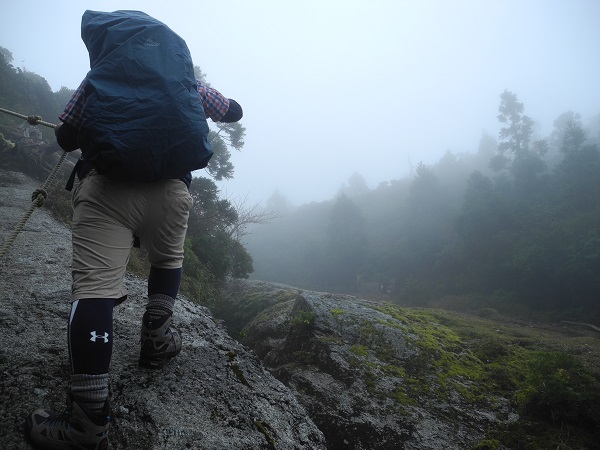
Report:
24,10,242,449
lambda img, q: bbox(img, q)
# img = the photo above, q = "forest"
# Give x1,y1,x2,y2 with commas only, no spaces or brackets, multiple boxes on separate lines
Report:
246,93,600,322
1,42,599,323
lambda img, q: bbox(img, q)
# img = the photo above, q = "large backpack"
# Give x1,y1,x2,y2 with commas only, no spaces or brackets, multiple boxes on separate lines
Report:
77,10,212,182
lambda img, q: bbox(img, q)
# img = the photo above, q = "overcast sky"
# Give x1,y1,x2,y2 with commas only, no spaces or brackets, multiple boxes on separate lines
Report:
2,1,600,205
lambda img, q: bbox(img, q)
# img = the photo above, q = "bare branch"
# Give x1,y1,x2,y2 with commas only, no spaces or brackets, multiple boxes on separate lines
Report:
227,194,283,241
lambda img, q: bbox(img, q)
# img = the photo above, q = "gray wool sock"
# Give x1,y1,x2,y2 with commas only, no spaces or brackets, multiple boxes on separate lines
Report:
71,373,109,413
145,293,175,321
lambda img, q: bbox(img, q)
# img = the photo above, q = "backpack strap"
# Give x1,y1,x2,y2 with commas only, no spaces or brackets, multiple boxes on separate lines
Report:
65,159,82,191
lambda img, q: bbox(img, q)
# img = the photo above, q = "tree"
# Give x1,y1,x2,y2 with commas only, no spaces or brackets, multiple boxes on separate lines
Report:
204,122,246,180
338,172,369,198
550,111,582,153
0,46,13,64
494,90,548,195
497,90,534,158
186,176,254,289
228,196,282,242
266,190,292,215
457,171,503,244
54,87,76,113
554,121,600,210
0,53,65,142
326,194,367,290
405,163,454,248
395,163,454,301
478,131,498,160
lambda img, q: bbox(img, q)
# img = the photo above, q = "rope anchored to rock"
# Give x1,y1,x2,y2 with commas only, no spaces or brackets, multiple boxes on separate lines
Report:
0,106,68,259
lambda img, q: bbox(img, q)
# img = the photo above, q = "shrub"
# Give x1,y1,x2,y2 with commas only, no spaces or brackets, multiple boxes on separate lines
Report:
516,351,599,426
290,311,316,329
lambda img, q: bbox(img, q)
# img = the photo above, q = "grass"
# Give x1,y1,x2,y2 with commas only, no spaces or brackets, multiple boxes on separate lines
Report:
301,298,600,447
369,304,600,447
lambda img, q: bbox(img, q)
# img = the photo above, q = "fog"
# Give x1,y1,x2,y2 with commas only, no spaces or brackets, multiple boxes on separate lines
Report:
2,0,599,206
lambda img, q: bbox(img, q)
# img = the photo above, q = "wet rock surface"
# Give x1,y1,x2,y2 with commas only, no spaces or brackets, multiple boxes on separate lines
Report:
0,169,326,450
220,279,518,450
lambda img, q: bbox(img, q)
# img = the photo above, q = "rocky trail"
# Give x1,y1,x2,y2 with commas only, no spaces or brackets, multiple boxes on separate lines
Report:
0,168,326,449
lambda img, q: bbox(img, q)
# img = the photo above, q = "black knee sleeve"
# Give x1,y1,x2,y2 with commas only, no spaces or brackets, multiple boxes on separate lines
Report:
68,298,114,374
148,266,182,299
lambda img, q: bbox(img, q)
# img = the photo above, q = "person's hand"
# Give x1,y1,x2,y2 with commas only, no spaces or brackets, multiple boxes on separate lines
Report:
54,122,80,152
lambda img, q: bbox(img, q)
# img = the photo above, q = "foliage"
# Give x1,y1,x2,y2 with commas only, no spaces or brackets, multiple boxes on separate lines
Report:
516,351,600,426
472,439,500,450
289,310,317,329
180,239,219,306
496,90,535,158
192,64,246,182
187,176,254,285
331,308,346,318
406,308,600,447
325,194,368,289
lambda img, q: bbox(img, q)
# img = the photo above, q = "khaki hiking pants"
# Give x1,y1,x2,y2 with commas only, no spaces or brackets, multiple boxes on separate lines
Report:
70,170,193,301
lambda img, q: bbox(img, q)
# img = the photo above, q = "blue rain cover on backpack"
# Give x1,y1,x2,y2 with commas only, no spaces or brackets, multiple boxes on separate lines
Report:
77,10,212,182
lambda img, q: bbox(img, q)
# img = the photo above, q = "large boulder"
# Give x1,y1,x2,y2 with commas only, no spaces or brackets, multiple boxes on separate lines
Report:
221,280,518,450
0,169,326,450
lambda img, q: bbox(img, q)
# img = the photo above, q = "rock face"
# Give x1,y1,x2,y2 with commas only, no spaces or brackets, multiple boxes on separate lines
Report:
0,169,326,450
219,280,518,450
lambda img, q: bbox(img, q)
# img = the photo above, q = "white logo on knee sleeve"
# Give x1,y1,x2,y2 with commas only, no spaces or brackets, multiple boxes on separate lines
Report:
90,331,110,343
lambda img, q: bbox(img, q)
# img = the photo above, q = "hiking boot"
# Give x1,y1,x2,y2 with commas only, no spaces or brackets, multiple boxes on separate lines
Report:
139,311,182,367
24,398,109,450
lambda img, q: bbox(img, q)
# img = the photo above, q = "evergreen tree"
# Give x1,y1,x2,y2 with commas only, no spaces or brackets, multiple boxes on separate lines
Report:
326,194,367,290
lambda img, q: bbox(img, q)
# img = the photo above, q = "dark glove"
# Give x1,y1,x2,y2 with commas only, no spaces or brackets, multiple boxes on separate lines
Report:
55,122,80,152
220,99,243,123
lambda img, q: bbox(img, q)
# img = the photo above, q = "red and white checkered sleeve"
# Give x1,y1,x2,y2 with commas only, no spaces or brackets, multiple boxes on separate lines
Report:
59,79,87,128
196,81,230,122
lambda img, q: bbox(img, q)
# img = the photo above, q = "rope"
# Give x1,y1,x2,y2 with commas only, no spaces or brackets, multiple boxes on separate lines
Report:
0,106,69,259
0,106,57,129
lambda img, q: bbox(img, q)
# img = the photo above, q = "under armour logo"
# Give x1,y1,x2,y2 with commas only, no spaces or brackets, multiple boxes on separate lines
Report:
90,331,110,343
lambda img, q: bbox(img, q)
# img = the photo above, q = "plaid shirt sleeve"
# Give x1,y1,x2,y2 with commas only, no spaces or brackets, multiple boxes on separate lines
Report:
59,79,87,129
196,81,230,122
